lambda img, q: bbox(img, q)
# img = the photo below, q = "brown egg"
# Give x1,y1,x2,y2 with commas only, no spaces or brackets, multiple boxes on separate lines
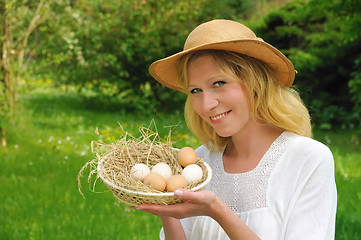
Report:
142,173,166,192
177,147,197,167
166,175,188,192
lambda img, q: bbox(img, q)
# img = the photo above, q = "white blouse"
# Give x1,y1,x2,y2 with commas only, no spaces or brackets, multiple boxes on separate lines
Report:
160,131,337,239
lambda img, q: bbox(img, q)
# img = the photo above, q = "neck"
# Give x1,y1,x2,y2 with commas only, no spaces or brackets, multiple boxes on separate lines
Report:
223,122,283,173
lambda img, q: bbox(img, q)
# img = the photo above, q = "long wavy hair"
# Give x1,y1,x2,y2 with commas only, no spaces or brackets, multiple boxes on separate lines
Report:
178,50,312,152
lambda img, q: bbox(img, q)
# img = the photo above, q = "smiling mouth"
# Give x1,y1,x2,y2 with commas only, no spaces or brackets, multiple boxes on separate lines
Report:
210,111,231,121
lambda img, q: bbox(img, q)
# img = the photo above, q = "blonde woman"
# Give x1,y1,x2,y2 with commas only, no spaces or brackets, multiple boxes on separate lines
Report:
135,19,337,240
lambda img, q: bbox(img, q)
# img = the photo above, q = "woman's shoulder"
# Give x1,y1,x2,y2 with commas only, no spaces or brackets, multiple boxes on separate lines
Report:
282,131,333,158
278,132,335,175
270,132,336,193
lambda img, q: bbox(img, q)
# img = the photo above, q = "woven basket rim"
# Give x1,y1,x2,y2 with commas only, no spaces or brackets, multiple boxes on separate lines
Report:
97,151,212,197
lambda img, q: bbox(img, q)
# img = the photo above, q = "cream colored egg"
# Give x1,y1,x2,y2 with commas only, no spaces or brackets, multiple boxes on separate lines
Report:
143,173,166,191
130,163,150,181
166,175,188,192
151,162,172,181
177,147,197,167
182,164,203,184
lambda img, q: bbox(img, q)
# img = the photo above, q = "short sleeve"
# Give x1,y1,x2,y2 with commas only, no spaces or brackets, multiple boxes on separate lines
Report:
280,143,337,239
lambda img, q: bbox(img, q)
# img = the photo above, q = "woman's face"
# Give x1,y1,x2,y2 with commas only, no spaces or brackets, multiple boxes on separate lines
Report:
187,55,254,138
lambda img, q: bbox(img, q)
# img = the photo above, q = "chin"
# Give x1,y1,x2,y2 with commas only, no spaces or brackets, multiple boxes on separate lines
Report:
215,130,233,138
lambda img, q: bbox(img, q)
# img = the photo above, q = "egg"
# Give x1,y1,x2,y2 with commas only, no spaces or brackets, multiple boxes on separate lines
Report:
130,163,150,181
177,147,198,167
151,162,172,181
143,173,166,191
166,175,188,192
182,164,203,184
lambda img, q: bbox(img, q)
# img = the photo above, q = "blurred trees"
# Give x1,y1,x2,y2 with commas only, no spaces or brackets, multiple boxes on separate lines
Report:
0,0,255,145
34,0,256,113
255,0,361,128
1,0,360,146
0,0,50,146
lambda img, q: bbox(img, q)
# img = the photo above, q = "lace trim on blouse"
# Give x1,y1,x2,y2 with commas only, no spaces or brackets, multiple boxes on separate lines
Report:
205,132,288,213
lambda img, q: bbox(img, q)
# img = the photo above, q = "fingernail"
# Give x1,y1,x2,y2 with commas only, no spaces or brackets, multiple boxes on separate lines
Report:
131,205,141,210
174,189,183,197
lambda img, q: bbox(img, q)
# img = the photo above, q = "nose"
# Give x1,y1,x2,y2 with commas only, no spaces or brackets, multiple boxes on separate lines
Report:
201,91,218,112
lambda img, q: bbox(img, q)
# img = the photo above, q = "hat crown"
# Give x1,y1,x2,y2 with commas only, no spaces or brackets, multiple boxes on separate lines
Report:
149,19,295,92
184,19,257,50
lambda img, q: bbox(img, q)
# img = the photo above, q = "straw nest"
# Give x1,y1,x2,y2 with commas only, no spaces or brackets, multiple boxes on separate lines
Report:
78,124,212,206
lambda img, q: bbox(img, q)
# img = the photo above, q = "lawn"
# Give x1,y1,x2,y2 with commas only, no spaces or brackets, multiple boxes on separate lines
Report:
0,89,360,239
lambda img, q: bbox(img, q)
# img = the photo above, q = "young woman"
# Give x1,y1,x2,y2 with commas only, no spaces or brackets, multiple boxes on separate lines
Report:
134,19,337,240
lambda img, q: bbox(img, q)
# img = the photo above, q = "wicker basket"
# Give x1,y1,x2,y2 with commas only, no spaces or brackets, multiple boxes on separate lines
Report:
97,147,212,206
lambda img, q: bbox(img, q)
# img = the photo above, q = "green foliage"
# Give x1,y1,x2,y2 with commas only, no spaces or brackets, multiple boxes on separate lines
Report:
254,0,361,128
4,0,361,127
20,0,256,114
349,55,361,118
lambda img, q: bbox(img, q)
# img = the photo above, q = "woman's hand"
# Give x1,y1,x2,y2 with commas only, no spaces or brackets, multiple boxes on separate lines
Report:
134,189,260,240
133,189,218,219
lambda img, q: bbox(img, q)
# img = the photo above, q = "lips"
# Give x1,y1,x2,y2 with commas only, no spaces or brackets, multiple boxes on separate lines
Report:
210,110,231,121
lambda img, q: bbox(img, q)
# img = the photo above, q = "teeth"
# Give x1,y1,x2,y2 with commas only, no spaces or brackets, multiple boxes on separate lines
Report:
211,112,229,121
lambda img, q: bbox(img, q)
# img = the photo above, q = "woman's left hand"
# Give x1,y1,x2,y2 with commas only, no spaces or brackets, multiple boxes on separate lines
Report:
133,189,218,219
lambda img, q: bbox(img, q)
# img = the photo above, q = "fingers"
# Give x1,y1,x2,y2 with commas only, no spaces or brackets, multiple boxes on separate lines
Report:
174,189,198,199
134,203,187,218
132,190,217,218
174,189,201,203
174,189,184,197
174,189,214,204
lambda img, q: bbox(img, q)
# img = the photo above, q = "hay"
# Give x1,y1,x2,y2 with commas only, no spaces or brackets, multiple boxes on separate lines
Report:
78,123,212,206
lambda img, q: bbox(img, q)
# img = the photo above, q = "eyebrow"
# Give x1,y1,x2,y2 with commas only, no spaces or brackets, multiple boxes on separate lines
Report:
188,75,225,89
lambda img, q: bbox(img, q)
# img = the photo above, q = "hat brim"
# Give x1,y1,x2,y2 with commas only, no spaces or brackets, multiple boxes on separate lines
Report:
149,39,295,93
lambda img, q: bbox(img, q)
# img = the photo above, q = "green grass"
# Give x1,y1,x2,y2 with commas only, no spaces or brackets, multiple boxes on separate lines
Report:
0,89,360,239
313,131,361,239
0,89,198,240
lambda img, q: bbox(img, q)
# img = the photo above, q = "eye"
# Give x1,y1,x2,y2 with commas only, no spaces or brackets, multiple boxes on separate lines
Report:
190,88,202,94
214,81,226,87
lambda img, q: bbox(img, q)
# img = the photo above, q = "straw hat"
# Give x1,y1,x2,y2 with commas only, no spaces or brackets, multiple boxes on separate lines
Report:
149,19,295,92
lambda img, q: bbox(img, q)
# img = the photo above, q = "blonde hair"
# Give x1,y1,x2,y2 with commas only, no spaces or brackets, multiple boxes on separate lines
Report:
178,50,312,151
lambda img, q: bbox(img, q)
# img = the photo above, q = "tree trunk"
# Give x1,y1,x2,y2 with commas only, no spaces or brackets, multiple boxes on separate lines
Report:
0,0,10,147
1,127,6,147
17,0,46,101
0,0,47,147
1,0,15,147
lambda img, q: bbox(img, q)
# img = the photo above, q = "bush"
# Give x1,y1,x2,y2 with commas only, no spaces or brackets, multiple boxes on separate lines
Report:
254,0,361,128
349,55,361,121
29,0,253,114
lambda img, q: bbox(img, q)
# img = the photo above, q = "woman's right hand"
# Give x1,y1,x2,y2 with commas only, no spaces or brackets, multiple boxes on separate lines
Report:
134,189,260,240
133,189,218,219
